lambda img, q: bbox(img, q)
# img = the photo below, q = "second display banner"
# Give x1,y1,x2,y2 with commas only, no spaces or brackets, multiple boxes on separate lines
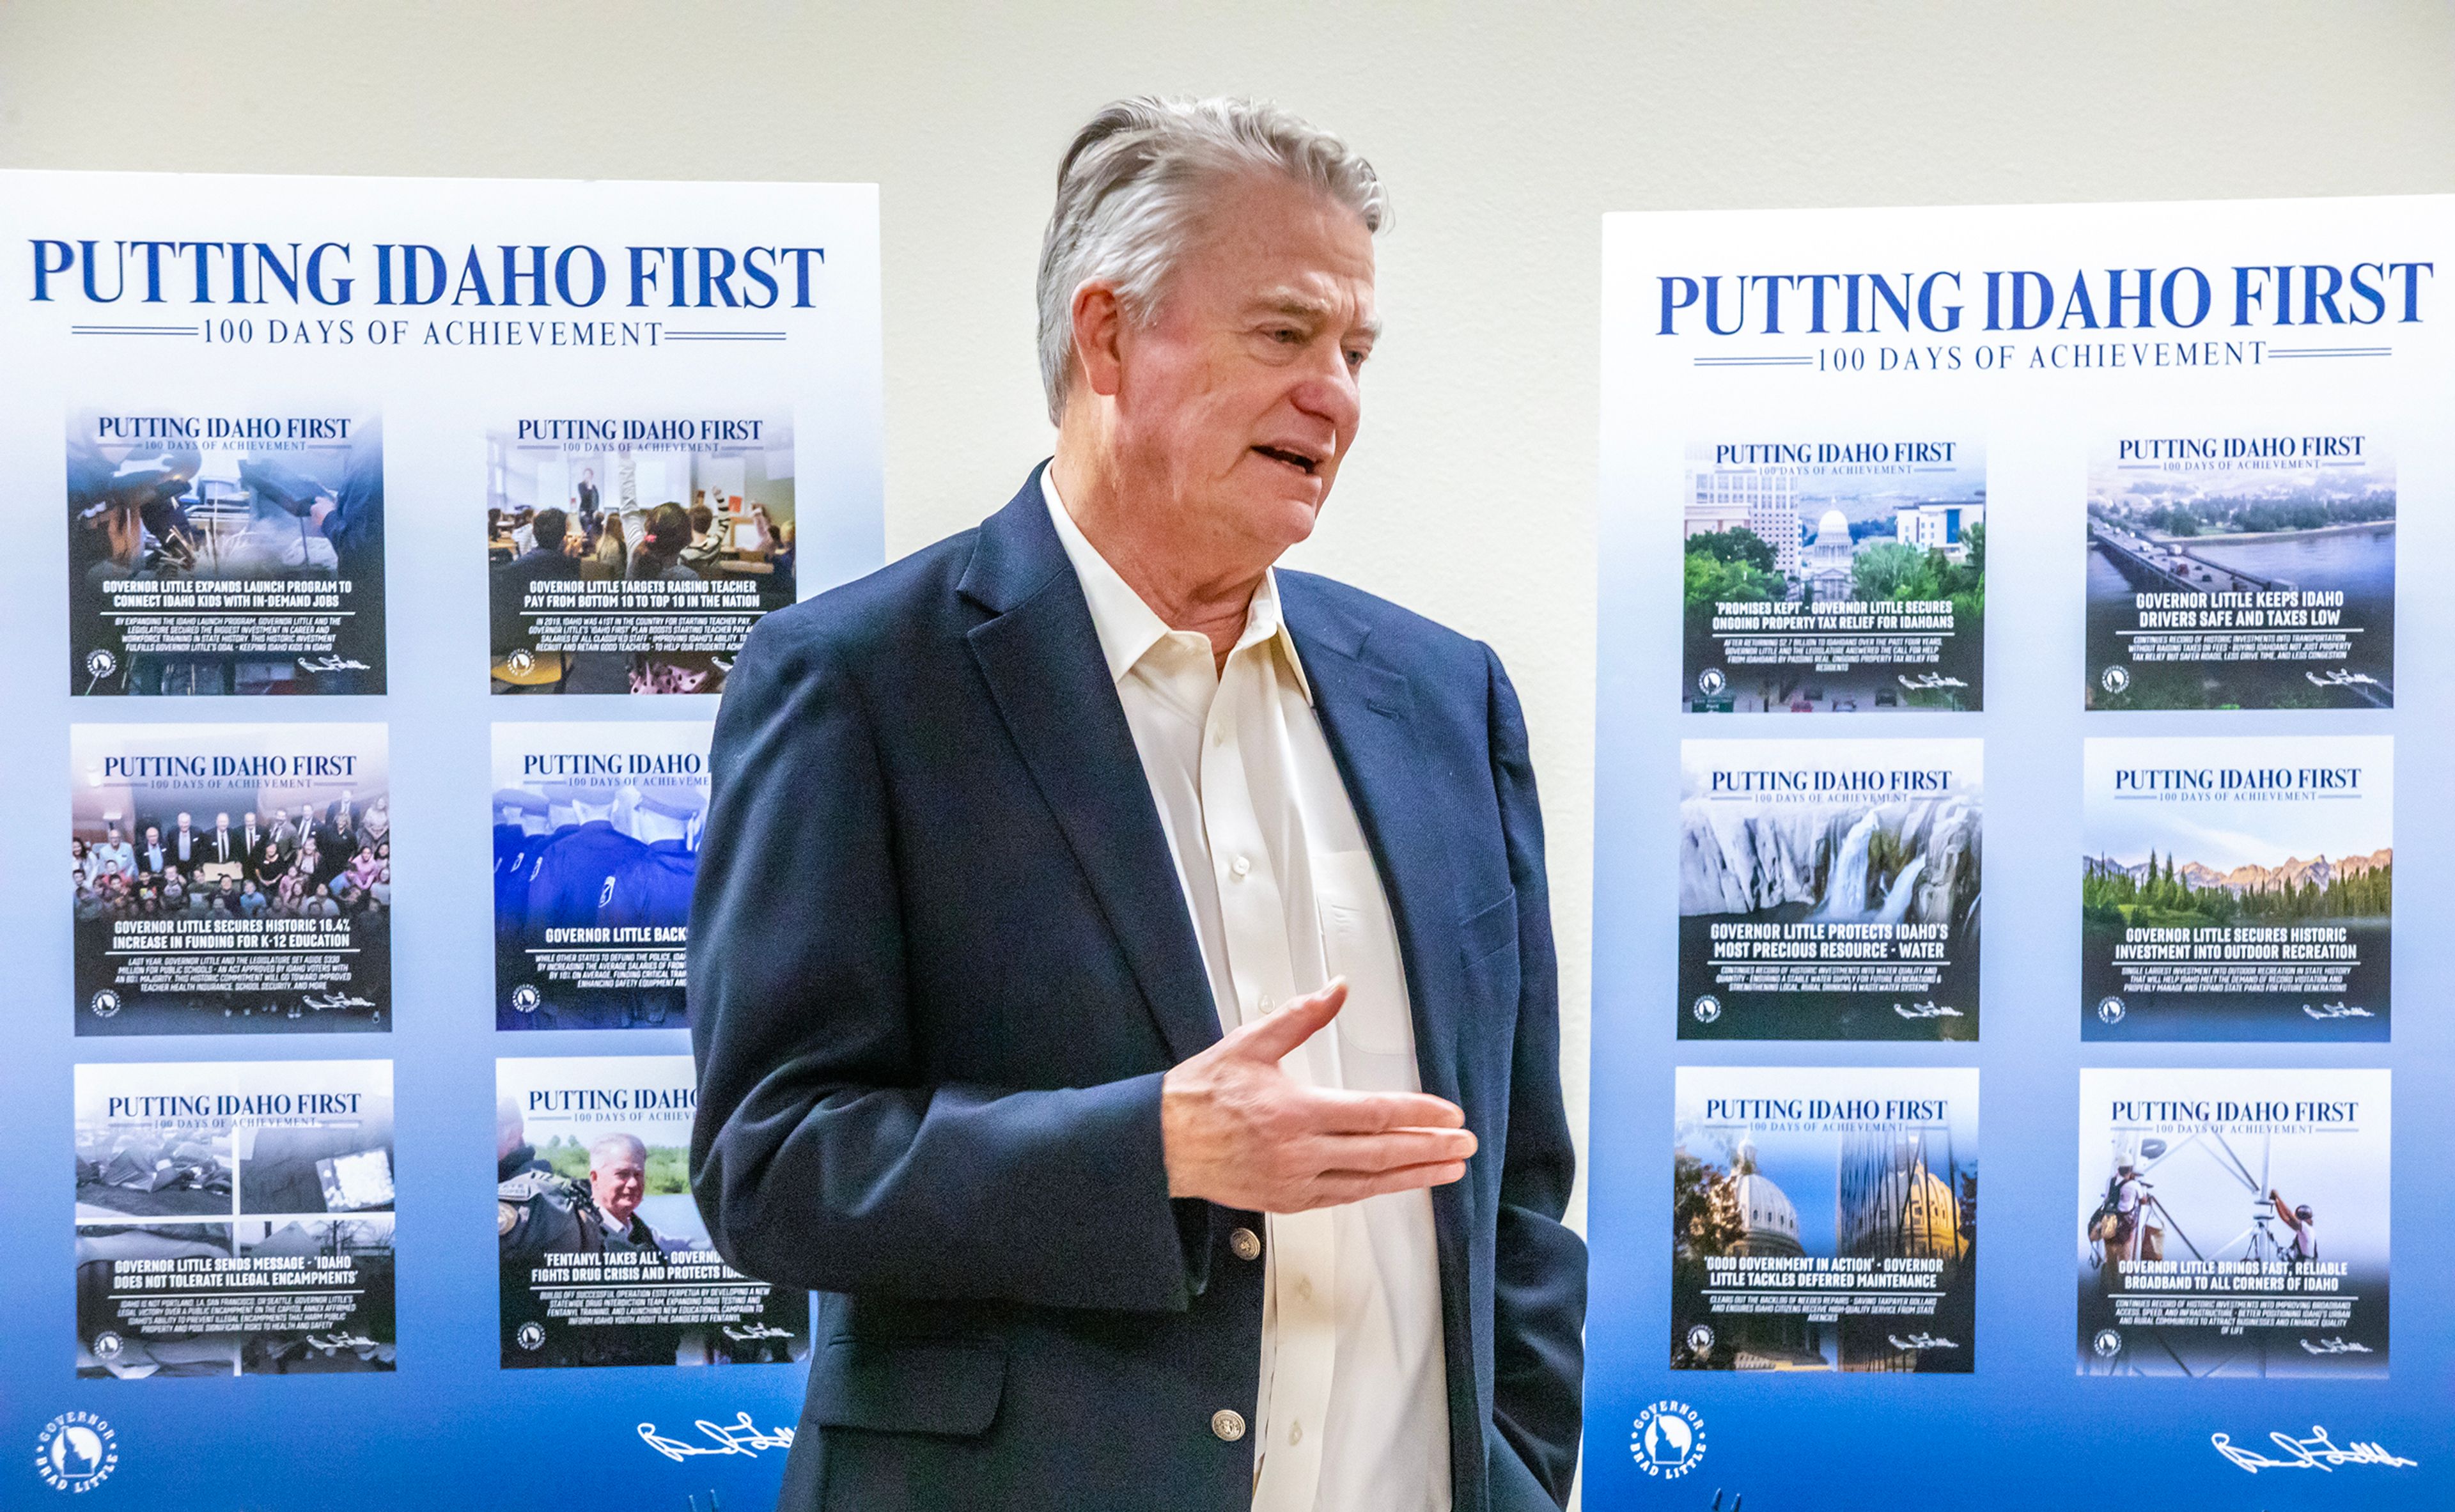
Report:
1591,193,2446,1508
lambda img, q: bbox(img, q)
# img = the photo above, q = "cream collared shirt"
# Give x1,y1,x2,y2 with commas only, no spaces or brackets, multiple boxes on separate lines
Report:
1043,471,1451,1512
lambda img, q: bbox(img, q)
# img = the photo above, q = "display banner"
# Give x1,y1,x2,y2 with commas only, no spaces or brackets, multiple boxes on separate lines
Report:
1,170,882,1508
1594,196,2452,1508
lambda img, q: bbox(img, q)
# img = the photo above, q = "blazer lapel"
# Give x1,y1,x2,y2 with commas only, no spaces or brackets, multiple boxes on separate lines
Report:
960,473,1222,1066
1280,577,1465,1108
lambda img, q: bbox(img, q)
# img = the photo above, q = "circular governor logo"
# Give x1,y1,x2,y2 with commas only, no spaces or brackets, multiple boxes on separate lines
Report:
2099,665,2131,694
1683,1323,1716,1355
35,1412,118,1493
1690,995,1721,1025
516,1321,547,1352
82,648,117,681
88,990,120,1020
506,648,537,676
2096,995,2126,1025
1696,668,1727,698
1631,1399,1706,1479
89,1331,123,1364
510,985,542,1015
2093,1328,2125,1359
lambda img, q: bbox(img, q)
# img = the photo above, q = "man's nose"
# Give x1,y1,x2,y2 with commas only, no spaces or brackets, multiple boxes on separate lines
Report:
1288,346,1361,434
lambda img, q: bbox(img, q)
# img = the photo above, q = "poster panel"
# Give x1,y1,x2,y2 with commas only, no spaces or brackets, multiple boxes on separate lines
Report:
71,722,390,1035
2077,1068,2389,1379
487,413,793,695
2083,735,2391,1041
495,1055,807,1369
74,1061,395,1378
2087,434,2394,709
68,407,385,696
1678,737,1981,1040
1683,439,1986,711
1671,1066,1977,1374
492,721,709,1030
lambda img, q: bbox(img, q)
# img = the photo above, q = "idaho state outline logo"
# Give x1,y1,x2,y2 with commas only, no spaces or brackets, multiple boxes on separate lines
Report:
1631,1399,1706,1479
34,1410,118,1492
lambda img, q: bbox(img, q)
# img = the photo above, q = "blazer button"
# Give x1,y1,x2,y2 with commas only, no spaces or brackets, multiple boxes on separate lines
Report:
1211,1408,1247,1442
1229,1227,1262,1262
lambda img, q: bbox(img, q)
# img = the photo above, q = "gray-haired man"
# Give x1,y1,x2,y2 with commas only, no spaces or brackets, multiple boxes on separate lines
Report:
691,97,1584,1512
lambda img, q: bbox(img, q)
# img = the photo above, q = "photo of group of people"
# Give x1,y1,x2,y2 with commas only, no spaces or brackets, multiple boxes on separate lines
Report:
70,724,391,1034
487,414,796,696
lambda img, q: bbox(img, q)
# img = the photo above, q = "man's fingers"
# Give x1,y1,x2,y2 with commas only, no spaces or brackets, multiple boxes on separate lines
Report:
1303,1086,1465,1132
1227,978,1348,1063
1312,1127,1477,1173
1297,1162,1470,1208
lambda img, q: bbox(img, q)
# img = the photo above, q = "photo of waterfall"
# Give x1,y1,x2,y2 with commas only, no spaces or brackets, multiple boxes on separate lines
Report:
1679,738,1982,1040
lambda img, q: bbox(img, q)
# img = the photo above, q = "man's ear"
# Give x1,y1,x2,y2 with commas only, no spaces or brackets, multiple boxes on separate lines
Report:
1071,282,1127,399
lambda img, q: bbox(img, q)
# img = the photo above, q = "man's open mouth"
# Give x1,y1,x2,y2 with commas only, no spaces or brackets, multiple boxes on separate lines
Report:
1252,444,1320,476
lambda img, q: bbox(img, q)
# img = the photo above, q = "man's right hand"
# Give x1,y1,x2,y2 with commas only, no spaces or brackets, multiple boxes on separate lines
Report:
1160,979,1474,1214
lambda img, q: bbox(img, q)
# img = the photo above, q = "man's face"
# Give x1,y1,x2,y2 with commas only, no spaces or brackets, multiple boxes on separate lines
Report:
591,1150,646,1225
145,827,159,845
1106,173,1377,561
177,813,191,831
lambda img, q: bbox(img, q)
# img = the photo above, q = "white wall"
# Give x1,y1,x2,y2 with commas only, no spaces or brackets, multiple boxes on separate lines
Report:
8,1,2452,1245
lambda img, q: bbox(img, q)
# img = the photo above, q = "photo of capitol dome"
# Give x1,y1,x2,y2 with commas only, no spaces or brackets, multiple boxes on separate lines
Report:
1674,1092,1977,1375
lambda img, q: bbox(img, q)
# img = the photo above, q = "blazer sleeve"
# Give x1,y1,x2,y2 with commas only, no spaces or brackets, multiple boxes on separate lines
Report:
1482,643,1589,1508
687,618,1198,1313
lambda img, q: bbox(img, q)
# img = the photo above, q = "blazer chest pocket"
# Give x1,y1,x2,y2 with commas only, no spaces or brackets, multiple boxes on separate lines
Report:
807,1335,1007,1438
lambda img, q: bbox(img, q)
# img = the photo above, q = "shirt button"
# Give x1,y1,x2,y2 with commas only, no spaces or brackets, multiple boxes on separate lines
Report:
1231,855,1252,878
1295,1275,1314,1302
1211,1408,1246,1442
1290,1421,1304,1446
1229,1227,1262,1261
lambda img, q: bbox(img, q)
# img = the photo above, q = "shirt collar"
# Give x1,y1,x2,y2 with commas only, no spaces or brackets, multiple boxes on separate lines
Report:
1040,463,1313,703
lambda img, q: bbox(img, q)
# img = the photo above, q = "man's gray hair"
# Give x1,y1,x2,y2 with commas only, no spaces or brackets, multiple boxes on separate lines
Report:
1036,96,1386,423
588,1132,647,1169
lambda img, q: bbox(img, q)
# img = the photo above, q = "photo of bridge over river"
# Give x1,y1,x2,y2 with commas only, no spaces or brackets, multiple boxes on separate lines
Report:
2085,439,2394,710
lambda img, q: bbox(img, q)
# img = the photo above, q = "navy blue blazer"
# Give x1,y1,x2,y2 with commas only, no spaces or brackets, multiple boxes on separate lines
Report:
690,471,1585,1511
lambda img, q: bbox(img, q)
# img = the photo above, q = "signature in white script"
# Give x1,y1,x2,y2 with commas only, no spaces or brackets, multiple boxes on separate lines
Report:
2305,669,2381,689
297,656,372,673
2212,1426,2415,1474
1885,1332,1956,1350
722,1323,797,1342
2303,1001,2374,1020
1893,1000,1962,1020
639,1413,797,1463
2298,1337,2374,1355
1896,673,1967,690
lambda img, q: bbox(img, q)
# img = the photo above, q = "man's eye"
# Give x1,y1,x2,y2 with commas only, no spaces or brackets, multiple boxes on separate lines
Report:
1267,327,1302,344
1344,348,1368,371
